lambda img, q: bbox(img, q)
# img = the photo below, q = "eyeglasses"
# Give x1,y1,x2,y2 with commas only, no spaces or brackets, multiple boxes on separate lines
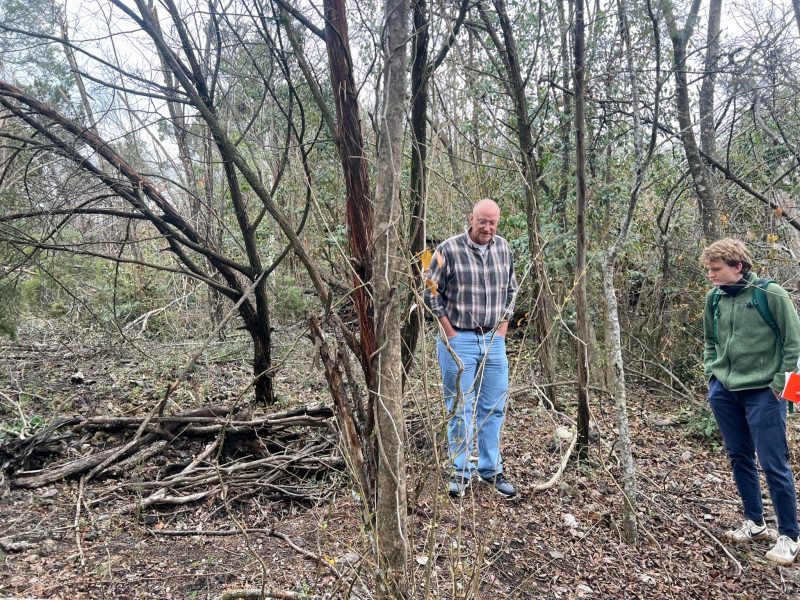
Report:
475,219,498,227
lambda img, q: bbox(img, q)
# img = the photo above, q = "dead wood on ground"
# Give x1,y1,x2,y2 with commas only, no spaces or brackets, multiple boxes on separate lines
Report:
0,404,341,510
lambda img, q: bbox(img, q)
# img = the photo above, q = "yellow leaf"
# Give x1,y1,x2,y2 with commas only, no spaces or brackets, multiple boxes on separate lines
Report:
720,213,729,225
435,251,444,268
767,233,779,243
425,278,438,296
419,248,433,270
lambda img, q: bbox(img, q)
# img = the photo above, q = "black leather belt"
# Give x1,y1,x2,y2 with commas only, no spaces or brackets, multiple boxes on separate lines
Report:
458,326,493,334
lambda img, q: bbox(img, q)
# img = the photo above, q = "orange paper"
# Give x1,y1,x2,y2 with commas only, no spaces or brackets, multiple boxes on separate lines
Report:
781,372,800,403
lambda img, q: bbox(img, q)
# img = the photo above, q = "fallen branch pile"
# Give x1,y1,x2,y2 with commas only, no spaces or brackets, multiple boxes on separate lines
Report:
0,404,343,510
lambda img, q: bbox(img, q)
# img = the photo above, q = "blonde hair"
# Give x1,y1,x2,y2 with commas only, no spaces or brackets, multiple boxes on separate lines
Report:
700,238,753,271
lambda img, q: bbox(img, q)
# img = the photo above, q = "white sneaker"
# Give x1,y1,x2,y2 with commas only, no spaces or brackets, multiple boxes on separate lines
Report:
725,519,769,544
766,535,800,566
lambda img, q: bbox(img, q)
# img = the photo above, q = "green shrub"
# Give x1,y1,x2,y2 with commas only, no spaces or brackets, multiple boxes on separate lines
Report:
272,275,307,323
683,405,721,446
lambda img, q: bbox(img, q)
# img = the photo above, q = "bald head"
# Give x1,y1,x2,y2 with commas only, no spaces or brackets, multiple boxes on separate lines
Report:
473,199,500,216
468,199,501,245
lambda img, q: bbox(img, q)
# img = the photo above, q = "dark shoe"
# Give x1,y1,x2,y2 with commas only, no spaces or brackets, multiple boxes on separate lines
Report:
480,473,516,498
448,475,472,498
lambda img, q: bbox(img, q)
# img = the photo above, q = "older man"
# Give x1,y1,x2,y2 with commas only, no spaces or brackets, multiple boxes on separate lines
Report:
424,199,518,498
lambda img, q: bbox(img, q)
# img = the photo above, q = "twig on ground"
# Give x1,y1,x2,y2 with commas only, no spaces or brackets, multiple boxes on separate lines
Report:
120,489,215,512
271,529,339,574
0,389,30,434
219,589,313,600
119,435,224,513
531,432,576,492
114,440,170,472
153,526,338,575
683,514,743,577
74,475,85,567
684,496,740,506
153,528,275,536
76,405,333,431
154,525,337,575
626,366,693,402
10,406,237,489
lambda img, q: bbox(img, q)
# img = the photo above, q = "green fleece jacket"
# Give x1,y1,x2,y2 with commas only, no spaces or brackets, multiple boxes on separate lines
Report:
703,272,800,393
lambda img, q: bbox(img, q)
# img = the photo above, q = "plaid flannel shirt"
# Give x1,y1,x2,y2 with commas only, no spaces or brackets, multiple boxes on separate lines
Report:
424,232,518,330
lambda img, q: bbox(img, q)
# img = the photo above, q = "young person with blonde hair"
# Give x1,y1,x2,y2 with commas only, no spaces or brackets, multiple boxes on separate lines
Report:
701,237,800,565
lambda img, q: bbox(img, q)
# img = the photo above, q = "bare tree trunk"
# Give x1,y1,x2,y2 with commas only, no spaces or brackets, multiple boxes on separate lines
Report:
402,0,467,375
601,263,635,536
308,315,372,502
467,29,488,198
149,4,197,200
322,0,376,384
485,0,559,408
699,0,722,160
556,0,572,233
248,316,274,405
401,0,430,376
610,0,641,544
661,0,720,242
792,0,800,37
56,13,96,136
573,0,591,458
600,0,663,544
202,124,225,331
372,0,409,595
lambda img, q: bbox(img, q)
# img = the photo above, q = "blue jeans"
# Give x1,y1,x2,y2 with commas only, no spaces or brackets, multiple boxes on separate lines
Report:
437,330,508,479
708,377,799,539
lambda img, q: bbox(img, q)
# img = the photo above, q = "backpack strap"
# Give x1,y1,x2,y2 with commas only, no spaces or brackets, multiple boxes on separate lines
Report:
707,288,723,344
751,278,783,345
706,279,781,345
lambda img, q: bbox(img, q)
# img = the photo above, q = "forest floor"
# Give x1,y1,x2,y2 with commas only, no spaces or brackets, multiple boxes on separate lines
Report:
1,318,800,599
